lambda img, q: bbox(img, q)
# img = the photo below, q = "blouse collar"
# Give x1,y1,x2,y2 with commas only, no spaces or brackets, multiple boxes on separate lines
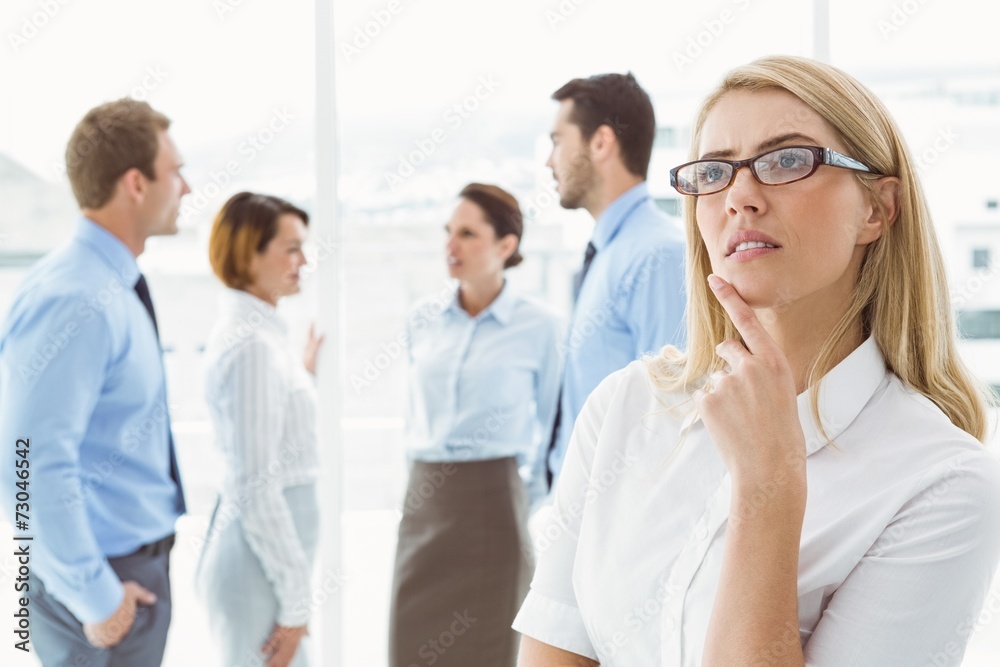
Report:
797,336,888,456
219,287,288,337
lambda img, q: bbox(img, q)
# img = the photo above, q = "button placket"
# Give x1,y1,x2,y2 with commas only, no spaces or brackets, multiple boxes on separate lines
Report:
660,475,732,665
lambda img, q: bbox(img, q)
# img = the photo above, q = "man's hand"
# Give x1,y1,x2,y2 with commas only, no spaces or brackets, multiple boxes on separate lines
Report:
83,580,157,649
262,624,309,667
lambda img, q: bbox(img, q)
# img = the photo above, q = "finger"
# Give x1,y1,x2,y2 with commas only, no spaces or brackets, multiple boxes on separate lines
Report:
707,274,776,355
715,339,750,369
128,582,157,606
261,629,279,656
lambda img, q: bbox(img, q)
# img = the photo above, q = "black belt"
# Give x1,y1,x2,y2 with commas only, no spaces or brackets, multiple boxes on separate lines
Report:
131,533,175,558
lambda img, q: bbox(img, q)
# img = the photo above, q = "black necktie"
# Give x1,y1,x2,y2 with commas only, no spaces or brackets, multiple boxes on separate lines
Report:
571,242,598,303
546,242,598,489
134,274,186,513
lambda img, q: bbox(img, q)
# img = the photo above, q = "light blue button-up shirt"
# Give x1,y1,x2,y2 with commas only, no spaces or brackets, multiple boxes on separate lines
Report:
548,182,687,483
0,217,182,623
405,281,562,504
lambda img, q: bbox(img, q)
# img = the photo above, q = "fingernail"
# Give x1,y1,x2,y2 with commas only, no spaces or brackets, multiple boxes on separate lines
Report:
707,274,724,290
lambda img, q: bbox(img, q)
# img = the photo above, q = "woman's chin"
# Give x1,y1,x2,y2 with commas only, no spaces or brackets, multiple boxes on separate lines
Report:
725,278,791,311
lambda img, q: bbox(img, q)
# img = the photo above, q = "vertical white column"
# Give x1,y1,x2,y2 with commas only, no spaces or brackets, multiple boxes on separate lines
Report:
314,0,343,664
813,0,831,62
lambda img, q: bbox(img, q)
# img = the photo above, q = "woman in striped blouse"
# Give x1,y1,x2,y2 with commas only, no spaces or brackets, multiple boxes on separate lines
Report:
197,192,325,667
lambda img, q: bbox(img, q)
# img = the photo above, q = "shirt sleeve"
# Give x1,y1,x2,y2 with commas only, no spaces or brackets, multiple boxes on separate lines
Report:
513,367,624,660
224,339,314,627
526,314,564,507
616,242,686,357
803,451,1000,667
0,291,125,623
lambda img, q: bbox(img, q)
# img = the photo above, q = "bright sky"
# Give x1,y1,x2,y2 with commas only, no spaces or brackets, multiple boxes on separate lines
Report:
1,0,998,180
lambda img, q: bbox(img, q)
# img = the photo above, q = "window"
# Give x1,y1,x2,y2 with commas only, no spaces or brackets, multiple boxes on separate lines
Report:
957,310,1000,339
973,248,992,270
654,198,682,217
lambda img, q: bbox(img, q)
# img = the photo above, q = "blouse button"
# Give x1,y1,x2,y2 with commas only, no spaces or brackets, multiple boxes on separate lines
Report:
696,524,709,541
664,615,676,632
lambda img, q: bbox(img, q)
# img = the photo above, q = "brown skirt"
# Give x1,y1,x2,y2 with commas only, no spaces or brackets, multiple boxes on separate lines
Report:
389,457,534,667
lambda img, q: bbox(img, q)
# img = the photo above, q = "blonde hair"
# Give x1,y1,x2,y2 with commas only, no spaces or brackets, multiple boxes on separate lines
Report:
647,55,993,443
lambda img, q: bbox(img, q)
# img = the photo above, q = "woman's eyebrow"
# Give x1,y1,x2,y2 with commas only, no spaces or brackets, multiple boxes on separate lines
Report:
698,132,821,160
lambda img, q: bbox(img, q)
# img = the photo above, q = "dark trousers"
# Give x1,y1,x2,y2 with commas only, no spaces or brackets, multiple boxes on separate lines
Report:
29,537,174,667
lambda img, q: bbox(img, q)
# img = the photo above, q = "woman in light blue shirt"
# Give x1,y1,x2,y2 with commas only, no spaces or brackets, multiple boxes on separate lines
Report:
389,183,562,667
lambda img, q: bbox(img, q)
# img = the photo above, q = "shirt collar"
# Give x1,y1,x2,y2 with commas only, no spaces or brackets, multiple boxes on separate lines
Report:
220,287,288,337
797,336,887,456
591,181,650,251
74,216,141,288
445,280,516,326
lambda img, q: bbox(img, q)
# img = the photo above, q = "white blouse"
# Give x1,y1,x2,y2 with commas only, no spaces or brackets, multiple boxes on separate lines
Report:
204,288,320,627
513,337,1000,666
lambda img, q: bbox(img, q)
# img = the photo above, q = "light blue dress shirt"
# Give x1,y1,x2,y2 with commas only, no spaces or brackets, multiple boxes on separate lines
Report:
0,217,182,624
548,182,687,482
405,281,562,504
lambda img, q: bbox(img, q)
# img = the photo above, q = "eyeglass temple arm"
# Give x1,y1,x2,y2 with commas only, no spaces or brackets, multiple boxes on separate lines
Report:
824,148,873,173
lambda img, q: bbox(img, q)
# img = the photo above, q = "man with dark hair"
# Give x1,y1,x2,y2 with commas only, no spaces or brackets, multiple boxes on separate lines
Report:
0,98,190,665
544,72,687,487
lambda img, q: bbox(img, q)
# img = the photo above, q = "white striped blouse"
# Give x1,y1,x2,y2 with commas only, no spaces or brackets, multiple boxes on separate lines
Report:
203,287,320,627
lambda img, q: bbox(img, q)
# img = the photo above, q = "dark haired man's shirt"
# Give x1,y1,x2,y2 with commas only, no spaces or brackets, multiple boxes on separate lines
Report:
548,182,686,483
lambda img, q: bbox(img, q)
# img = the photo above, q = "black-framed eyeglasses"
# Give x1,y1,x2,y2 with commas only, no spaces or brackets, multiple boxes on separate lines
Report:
669,145,881,196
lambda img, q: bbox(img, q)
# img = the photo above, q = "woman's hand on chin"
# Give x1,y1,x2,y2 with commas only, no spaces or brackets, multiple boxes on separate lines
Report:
693,274,807,498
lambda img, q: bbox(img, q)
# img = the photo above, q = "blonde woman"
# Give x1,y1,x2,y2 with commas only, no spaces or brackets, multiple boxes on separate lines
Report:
198,192,324,667
514,56,1000,666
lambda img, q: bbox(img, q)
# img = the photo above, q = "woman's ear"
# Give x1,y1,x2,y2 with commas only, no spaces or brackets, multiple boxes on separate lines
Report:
497,233,519,262
861,176,901,243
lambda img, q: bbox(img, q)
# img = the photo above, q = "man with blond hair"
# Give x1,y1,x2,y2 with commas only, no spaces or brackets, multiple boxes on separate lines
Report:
0,98,190,665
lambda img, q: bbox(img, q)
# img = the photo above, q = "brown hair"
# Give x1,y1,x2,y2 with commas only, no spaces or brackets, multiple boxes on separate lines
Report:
209,192,310,290
65,98,171,209
459,183,524,268
552,72,656,179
